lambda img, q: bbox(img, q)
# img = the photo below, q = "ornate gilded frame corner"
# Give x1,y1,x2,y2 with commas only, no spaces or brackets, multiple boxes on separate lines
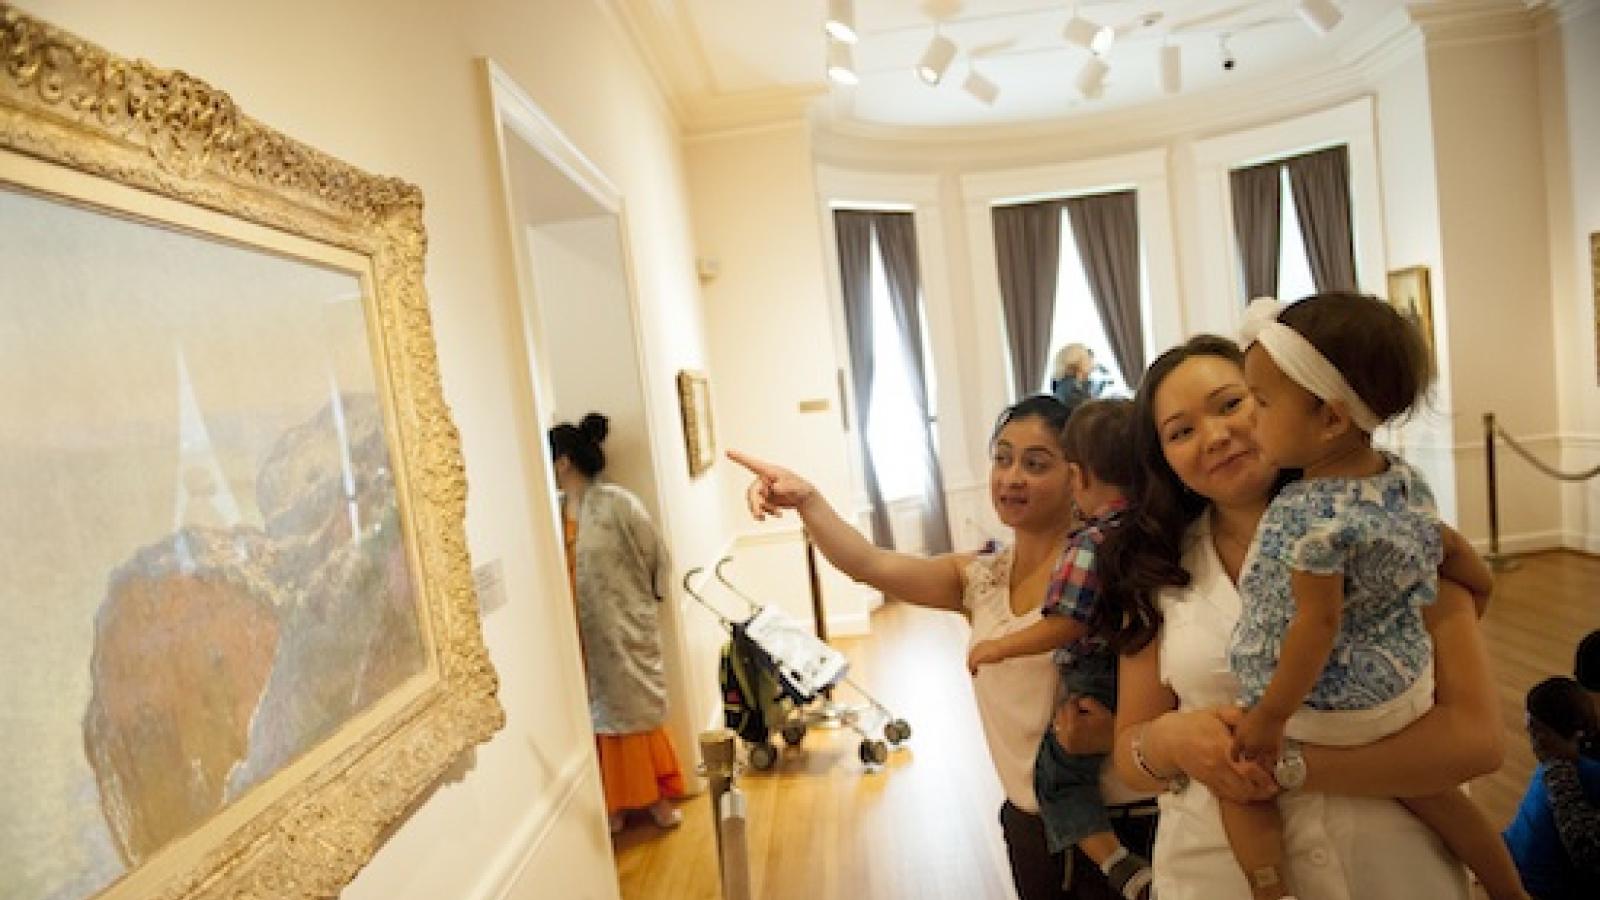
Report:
676,369,716,477
0,5,503,898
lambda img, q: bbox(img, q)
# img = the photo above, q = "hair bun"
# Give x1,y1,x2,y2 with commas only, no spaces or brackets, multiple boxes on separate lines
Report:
579,412,610,445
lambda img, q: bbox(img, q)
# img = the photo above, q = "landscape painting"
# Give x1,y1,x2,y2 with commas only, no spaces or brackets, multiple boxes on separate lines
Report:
0,184,430,899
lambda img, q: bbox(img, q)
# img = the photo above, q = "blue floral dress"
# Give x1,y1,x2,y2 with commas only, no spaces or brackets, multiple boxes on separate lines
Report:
1231,453,1442,718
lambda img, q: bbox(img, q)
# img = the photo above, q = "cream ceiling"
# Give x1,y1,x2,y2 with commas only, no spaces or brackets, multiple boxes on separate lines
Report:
612,1,1425,132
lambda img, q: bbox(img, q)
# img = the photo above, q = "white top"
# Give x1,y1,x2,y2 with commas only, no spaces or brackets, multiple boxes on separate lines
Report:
1151,515,1470,900
962,546,1144,813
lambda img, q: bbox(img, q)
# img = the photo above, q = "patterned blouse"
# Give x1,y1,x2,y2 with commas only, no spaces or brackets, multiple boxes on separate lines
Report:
1231,453,1442,710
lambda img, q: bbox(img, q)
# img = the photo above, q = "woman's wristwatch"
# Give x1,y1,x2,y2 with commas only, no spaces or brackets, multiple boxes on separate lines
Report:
1274,739,1306,791
1132,723,1190,793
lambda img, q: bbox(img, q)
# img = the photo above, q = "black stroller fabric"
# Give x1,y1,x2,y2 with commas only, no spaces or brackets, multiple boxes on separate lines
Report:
720,624,795,744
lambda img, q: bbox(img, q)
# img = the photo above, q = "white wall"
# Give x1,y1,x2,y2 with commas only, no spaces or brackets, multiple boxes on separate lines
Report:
1541,3,1600,552
21,1,733,898
1372,46,1458,520
688,123,877,636
529,217,660,512
1425,19,1564,551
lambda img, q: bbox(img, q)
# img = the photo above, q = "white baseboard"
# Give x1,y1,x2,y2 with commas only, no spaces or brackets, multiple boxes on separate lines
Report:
1469,529,1567,556
471,753,594,900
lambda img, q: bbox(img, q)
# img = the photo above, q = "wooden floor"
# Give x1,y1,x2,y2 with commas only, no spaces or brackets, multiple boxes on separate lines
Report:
615,551,1599,900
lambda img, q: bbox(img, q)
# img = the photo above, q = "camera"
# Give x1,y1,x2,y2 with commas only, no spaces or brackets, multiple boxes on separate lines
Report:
1222,55,1236,71
1219,34,1236,71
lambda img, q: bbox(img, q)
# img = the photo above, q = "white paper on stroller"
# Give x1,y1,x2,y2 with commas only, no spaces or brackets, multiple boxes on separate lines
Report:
743,605,849,698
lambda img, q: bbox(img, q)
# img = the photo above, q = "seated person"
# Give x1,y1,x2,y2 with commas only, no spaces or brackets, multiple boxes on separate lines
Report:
1503,676,1600,899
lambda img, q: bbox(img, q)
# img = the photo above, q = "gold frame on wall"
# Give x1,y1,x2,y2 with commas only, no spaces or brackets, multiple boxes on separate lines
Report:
1386,265,1435,359
1592,232,1599,385
677,369,716,476
0,6,502,899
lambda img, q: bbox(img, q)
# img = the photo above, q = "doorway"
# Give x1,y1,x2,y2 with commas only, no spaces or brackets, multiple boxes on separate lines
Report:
482,60,703,836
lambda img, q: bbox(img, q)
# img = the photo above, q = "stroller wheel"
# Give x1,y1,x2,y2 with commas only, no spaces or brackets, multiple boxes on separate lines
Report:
780,722,808,746
884,718,912,745
748,742,778,771
859,739,889,767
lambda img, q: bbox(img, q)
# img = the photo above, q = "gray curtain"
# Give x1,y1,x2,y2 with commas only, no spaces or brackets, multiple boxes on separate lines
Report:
873,213,953,554
1229,161,1282,301
832,210,892,548
1065,191,1145,388
1286,145,1358,292
992,200,1063,396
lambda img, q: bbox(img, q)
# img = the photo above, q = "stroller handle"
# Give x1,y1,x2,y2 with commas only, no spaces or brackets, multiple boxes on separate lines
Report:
713,556,762,613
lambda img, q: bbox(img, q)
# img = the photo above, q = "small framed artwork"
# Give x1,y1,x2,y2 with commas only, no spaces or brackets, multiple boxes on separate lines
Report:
677,370,717,476
1591,232,1599,384
1387,265,1435,358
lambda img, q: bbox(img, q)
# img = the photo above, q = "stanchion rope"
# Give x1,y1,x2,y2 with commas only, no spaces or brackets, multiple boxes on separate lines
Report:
1492,424,1600,482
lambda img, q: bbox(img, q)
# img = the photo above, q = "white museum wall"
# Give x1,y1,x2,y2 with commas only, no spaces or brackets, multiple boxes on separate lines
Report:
686,122,878,636
22,1,733,898
1540,3,1600,552
1424,19,1565,553
527,217,662,521
1371,46,1459,520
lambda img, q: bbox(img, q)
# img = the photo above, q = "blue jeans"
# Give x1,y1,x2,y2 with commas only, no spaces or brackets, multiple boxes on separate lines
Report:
1034,648,1119,854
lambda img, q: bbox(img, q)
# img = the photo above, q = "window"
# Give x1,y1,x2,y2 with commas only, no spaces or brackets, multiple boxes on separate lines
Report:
1042,213,1132,396
1277,166,1317,302
863,229,937,501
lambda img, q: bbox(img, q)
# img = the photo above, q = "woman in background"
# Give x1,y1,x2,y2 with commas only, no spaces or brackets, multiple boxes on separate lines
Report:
550,413,683,834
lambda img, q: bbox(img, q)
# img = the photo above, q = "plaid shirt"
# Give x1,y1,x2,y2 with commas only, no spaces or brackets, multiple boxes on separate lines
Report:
1043,500,1128,664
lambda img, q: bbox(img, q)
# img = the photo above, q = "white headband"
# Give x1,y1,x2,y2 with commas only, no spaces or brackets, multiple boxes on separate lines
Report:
1240,296,1383,433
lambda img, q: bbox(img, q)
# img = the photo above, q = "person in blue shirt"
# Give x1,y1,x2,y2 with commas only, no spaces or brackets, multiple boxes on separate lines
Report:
1503,676,1600,899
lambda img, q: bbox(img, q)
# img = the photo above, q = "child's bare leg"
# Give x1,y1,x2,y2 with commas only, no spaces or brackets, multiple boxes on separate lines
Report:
1076,831,1152,900
1219,797,1290,900
1401,788,1529,900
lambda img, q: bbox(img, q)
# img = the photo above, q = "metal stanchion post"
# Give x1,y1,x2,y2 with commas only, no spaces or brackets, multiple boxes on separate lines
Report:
699,729,735,867
698,728,751,900
1483,413,1520,572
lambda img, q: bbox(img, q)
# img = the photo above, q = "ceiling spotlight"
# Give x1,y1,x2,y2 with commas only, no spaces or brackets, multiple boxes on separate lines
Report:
1159,44,1181,94
1296,0,1343,35
963,69,999,105
826,40,859,86
916,33,957,85
825,0,858,44
1076,56,1108,98
1063,15,1115,56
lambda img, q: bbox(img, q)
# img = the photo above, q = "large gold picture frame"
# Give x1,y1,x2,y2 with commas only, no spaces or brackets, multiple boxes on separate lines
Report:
0,6,502,899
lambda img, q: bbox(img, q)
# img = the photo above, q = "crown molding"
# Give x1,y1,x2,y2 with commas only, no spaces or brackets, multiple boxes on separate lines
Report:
682,85,827,140
599,0,717,129
811,45,1382,169
1527,0,1597,31
1407,0,1536,47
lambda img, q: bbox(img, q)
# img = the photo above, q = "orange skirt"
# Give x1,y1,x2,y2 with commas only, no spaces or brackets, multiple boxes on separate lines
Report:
596,726,685,814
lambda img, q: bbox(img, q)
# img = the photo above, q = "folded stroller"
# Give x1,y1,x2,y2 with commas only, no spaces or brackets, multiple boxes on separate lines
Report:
688,557,911,770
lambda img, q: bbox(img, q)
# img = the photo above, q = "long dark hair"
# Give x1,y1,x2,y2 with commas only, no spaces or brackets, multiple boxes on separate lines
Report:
1092,335,1244,654
547,413,610,477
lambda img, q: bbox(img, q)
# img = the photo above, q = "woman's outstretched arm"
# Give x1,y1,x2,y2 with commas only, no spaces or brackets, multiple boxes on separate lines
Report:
1301,581,1504,796
728,450,968,612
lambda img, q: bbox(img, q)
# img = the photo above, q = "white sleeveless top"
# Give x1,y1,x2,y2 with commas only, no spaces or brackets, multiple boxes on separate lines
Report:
961,545,1144,812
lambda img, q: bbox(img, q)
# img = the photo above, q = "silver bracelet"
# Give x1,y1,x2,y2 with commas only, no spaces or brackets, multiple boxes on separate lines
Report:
1132,722,1189,793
